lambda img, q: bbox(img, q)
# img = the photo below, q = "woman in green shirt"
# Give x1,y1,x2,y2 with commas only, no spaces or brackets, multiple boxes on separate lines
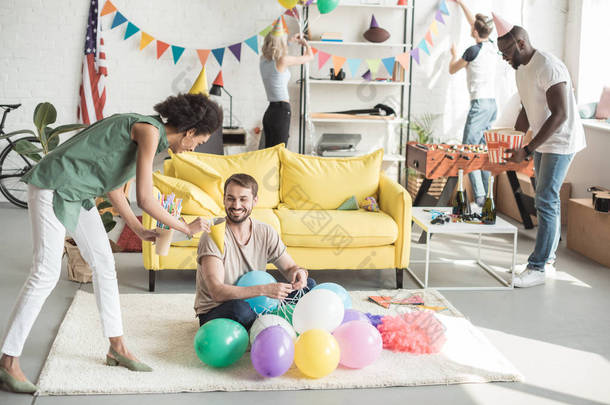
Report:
0,93,222,393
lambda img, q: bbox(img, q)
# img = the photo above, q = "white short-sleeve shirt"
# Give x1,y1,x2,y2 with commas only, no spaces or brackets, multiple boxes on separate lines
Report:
515,50,586,154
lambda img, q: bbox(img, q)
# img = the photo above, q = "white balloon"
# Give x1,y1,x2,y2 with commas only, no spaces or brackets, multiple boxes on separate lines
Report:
292,289,344,334
249,314,296,344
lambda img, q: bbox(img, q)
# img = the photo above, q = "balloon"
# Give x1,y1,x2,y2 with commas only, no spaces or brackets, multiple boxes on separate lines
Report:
271,303,295,326
333,320,382,369
193,318,248,368
313,282,352,309
278,0,298,8
341,308,370,325
292,289,344,334
251,325,295,377
294,329,340,378
236,271,278,314
250,314,296,344
317,0,339,14
298,0,314,5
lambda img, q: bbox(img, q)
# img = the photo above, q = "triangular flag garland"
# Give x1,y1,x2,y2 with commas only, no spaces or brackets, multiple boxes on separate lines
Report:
172,45,185,64
99,0,450,74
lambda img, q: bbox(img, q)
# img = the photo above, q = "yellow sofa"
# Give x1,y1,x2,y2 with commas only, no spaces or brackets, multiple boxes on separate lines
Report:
142,144,412,291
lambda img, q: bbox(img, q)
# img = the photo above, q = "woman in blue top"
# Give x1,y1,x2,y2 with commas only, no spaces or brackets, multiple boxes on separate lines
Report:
449,0,497,206
0,93,222,394
260,22,313,148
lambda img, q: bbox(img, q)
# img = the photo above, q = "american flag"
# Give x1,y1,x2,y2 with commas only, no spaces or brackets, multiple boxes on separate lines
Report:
77,0,107,125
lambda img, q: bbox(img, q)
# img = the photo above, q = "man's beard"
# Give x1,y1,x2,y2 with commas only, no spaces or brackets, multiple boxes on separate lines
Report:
225,207,251,224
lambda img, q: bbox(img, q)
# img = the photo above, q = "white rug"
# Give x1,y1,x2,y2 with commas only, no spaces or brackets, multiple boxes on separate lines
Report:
36,290,522,395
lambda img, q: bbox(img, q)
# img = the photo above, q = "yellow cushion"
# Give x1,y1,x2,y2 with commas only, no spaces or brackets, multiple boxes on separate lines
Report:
171,209,281,248
170,144,283,209
274,208,398,248
279,148,383,210
163,158,175,178
152,172,221,216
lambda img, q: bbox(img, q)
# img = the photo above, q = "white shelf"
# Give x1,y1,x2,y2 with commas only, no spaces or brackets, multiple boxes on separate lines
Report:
309,40,411,48
310,117,402,124
383,154,406,162
311,3,412,10
308,79,406,86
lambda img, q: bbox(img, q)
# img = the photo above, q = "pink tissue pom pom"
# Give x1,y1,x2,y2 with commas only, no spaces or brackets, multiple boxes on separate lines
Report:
377,311,446,354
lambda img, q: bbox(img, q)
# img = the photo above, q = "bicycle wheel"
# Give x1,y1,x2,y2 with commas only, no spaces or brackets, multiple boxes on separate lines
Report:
0,136,40,208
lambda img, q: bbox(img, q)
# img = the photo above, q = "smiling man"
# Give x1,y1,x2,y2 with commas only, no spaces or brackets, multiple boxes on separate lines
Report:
194,173,316,328
493,13,586,287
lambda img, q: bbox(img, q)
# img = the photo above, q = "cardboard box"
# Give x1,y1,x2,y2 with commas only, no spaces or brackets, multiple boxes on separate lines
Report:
567,199,610,268
495,172,571,226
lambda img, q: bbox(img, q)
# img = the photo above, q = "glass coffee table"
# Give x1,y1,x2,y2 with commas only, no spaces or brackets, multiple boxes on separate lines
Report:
408,207,517,290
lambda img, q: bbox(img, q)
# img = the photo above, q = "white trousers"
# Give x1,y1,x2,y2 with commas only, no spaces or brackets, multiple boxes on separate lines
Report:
1,185,123,357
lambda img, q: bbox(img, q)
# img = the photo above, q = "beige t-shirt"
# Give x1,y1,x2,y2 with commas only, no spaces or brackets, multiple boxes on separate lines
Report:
195,218,287,315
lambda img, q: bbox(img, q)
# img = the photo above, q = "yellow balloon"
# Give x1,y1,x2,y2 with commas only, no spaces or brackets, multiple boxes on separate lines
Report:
294,329,340,379
278,0,298,9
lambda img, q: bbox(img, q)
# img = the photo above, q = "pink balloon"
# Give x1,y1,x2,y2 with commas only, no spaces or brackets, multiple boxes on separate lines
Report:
332,320,382,369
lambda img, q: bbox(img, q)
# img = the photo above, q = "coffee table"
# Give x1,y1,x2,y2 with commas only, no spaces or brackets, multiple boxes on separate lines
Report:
408,207,517,290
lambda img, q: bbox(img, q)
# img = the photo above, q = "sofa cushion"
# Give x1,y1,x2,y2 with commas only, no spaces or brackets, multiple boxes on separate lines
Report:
170,144,283,209
171,209,281,247
279,148,383,210
153,172,221,216
275,208,398,248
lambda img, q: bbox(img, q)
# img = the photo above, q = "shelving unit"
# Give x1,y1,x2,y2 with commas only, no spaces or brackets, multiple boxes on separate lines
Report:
298,1,415,183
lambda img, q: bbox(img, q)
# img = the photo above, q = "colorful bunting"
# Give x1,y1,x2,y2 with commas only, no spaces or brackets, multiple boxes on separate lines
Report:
332,55,347,73
212,47,225,66
171,45,185,64
100,0,117,17
439,0,450,16
418,39,430,55
197,49,211,66
366,59,381,78
346,58,361,77
430,20,439,36
285,7,299,20
228,43,242,62
435,10,445,24
259,24,273,37
139,32,154,50
382,57,395,77
318,51,331,70
110,12,127,29
156,41,169,59
245,35,259,54
395,52,410,70
311,47,319,55
410,48,420,65
425,30,434,46
124,22,140,40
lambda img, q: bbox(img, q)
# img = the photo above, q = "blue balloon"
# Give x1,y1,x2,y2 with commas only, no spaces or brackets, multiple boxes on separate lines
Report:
312,282,352,309
236,271,278,314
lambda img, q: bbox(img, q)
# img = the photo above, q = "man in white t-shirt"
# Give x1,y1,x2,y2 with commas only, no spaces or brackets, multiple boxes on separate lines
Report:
494,16,586,287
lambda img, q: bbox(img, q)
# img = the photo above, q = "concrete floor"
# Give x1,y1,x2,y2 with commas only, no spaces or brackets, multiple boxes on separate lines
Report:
0,203,609,405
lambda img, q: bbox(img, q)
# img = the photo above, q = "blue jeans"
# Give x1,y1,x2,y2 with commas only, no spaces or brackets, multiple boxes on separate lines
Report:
462,99,497,199
528,152,574,271
197,277,316,329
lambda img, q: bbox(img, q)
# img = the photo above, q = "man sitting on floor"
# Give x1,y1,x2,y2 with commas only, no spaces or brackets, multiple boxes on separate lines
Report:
195,173,315,329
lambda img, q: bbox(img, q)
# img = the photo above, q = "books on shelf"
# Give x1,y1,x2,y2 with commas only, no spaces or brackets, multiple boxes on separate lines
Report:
392,60,406,82
320,32,343,42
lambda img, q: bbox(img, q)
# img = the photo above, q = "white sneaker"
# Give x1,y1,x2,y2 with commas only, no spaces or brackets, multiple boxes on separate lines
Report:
513,269,546,288
544,263,556,276
509,262,555,276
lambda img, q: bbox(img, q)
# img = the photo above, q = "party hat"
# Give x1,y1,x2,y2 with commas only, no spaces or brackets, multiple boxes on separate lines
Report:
370,15,379,28
271,17,286,37
397,0,408,5
492,12,514,38
362,70,372,81
213,71,224,87
188,67,209,96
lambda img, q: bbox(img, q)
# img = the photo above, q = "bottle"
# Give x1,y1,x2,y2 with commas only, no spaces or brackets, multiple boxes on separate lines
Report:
481,176,496,224
452,169,471,216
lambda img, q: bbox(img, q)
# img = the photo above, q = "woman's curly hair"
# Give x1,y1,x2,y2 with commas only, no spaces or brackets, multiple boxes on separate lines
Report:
154,93,223,135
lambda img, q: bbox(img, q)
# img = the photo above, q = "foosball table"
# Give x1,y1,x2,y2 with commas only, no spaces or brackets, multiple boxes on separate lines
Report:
406,142,537,229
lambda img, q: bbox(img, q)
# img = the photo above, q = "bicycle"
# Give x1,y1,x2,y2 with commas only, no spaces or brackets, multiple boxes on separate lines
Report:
0,104,41,208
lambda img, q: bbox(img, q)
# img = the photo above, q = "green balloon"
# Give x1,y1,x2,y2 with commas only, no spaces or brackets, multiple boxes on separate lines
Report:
271,304,295,326
317,0,339,14
194,318,248,368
